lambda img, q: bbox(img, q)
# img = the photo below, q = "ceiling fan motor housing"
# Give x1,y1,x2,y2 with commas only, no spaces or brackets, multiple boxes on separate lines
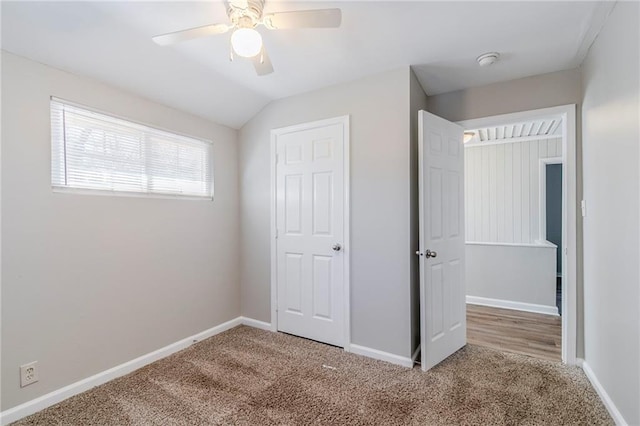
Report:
227,0,265,27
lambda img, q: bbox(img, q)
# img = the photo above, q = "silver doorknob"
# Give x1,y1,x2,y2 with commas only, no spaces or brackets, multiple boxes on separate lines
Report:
425,249,437,258
332,243,342,251
415,251,423,256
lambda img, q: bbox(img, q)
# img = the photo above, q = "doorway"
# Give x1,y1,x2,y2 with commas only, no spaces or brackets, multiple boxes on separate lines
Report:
270,116,351,349
458,106,577,364
542,160,563,315
416,105,577,370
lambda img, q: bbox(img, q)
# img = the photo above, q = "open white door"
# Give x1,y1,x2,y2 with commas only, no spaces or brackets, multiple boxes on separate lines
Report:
418,110,466,371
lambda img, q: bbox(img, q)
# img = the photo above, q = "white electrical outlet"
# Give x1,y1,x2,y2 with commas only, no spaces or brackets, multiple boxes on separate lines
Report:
20,361,39,387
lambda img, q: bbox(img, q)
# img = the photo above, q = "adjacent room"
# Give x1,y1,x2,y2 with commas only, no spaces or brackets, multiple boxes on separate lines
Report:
1,1,638,425
462,116,565,362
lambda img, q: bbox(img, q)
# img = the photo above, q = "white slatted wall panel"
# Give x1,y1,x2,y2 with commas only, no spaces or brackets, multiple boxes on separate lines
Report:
464,138,562,243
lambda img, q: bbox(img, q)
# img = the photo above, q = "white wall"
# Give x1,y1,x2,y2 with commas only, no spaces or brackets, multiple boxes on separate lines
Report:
465,138,562,244
581,2,640,424
1,52,241,410
240,68,415,358
466,243,557,312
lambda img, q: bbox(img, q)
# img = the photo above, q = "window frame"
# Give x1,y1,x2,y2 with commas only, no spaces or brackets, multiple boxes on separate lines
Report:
50,97,215,201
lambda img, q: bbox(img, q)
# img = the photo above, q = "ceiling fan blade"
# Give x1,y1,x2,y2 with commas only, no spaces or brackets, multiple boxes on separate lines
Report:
252,46,274,76
262,8,341,30
153,23,231,46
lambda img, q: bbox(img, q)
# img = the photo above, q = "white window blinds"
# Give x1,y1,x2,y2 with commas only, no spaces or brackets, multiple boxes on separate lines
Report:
51,98,213,199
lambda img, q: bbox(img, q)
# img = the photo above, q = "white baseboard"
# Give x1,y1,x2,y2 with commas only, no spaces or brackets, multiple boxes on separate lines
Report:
411,345,421,364
350,344,414,368
466,295,559,316
579,359,628,425
2,318,423,423
0,317,242,426
240,318,413,369
240,317,272,331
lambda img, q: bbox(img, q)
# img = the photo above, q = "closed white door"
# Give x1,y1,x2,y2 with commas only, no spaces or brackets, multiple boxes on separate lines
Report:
418,110,466,371
274,117,347,347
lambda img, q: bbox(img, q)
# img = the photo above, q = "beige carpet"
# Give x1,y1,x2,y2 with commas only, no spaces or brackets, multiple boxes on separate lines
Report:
13,326,611,425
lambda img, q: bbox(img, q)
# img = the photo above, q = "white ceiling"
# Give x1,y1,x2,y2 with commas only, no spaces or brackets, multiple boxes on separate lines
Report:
1,1,605,129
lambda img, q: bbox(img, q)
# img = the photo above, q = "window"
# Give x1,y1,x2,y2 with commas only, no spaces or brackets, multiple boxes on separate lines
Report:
51,98,213,199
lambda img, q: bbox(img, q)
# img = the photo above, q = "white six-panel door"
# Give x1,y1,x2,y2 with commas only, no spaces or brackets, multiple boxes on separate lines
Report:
418,110,466,370
273,117,348,347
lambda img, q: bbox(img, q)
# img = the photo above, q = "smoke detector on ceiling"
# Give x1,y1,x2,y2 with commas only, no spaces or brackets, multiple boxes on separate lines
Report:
476,52,500,67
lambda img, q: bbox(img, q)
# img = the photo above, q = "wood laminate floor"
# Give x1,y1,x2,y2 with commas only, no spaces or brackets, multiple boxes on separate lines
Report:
467,304,562,362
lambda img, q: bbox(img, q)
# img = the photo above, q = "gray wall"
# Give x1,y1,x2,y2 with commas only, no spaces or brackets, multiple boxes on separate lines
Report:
466,243,557,309
239,68,415,358
426,69,583,123
409,69,428,357
1,52,241,410
581,2,640,424
427,68,584,355
546,164,562,274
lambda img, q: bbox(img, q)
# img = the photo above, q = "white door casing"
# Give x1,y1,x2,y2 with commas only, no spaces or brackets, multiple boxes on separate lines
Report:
271,116,349,348
457,105,577,365
418,110,466,371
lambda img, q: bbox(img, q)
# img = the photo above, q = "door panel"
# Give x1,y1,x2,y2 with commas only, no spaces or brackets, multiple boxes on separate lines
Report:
285,175,303,234
448,171,460,237
430,167,443,239
449,259,463,330
275,120,346,347
312,172,333,235
419,111,466,371
312,255,332,319
430,263,444,340
284,253,303,314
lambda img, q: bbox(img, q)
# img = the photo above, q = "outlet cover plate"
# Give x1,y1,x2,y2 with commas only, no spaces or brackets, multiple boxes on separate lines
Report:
20,361,39,387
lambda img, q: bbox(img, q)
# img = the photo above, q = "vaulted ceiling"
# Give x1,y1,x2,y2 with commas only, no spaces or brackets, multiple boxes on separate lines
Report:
1,1,606,128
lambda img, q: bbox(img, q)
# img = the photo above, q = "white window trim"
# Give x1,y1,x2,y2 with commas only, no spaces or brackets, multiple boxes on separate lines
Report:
51,186,214,202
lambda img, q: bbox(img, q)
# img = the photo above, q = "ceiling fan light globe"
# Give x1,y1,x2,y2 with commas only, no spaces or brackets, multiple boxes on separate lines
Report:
231,28,263,58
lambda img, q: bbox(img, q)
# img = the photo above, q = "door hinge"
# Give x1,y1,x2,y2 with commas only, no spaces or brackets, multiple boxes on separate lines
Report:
275,153,279,165
275,229,279,239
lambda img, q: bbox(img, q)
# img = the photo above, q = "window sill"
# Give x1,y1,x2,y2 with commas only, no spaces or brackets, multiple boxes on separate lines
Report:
52,186,214,202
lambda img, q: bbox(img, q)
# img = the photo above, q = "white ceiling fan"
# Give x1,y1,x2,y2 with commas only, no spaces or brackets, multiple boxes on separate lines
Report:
152,0,342,76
